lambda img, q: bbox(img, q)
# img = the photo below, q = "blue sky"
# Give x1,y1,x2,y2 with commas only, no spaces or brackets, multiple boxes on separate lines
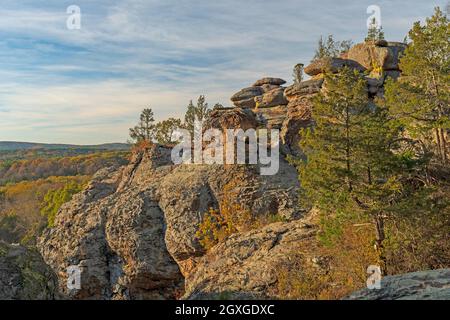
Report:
0,0,446,144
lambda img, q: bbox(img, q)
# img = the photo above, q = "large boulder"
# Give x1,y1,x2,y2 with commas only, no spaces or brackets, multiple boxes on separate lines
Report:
205,108,258,132
304,57,366,76
184,220,316,300
161,160,303,276
284,79,324,100
346,269,450,300
230,87,264,108
253,77,286,87
261,83,281,93
254,87,288,108
0,242,59,300
347,42,406,71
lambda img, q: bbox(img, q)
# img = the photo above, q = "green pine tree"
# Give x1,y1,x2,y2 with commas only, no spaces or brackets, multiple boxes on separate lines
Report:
297,67,404,271
184,95,212,136
154,117,183,145
129,108,156,142
384,7,449,164
365,17,385,42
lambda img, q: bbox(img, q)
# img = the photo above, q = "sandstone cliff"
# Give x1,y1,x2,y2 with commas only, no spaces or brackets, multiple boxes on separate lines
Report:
37,146,304,299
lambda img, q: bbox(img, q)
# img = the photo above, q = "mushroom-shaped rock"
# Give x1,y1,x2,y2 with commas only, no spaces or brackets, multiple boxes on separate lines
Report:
252,77,286,87
230,87,264,108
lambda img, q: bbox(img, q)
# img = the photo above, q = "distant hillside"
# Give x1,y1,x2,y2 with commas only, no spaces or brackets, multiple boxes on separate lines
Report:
0,141,130,151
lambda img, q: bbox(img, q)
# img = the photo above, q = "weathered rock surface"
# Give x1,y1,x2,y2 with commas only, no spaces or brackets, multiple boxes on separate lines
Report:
254,87,288,108
230,87,264,108
38,144,303,299
253,77,286,87
304,57,366,76
0,242,59,300
347,42,406,71
346,269,450,300
38,161,184,300
284,79,324,100
184,220,316,300
255,105,288,129
281,96,314,156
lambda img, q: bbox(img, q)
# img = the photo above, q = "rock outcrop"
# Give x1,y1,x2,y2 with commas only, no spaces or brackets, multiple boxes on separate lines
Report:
184,220,316,300
0,242,58,300
37,144,303,299
346,269,450,300
304,57,366,76
32,39,439,301
347,41,407,72
223,40,407,158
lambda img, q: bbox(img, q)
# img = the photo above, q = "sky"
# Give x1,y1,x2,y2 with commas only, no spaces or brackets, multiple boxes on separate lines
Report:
0,0,447,144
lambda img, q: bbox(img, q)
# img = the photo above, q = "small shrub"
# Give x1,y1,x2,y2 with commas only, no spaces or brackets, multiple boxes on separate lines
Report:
40,181,85,227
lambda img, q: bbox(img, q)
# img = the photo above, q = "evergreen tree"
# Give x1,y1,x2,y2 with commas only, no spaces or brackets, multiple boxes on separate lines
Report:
298,67,403,270
129,108,156,142
384,7,449,164
154,118,183,145
184,95,212,135
365,17,385,42
312,35,353,61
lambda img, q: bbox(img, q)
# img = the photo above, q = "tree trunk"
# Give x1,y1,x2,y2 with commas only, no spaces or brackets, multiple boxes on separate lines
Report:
435,128,444,162
439,128,448,162
374,214,387,275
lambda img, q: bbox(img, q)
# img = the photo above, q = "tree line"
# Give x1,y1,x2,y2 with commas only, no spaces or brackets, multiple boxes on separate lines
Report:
129,95,223,145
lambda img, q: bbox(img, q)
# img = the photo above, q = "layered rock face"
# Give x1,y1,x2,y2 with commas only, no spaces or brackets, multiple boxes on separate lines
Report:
345,269,450,300
0,242,58,299
37,144,303,299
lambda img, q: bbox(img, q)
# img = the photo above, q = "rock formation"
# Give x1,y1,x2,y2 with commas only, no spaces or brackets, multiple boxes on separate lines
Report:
184,220,316,300
27,39,448,301
0,242,59,299
37,144,302,299
345,269,450,300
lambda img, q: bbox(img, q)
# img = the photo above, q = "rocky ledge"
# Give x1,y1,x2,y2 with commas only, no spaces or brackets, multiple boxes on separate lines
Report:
36,146,303,299
345,269,450,300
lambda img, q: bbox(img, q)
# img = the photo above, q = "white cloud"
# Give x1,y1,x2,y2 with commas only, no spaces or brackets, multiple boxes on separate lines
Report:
0,0,445,144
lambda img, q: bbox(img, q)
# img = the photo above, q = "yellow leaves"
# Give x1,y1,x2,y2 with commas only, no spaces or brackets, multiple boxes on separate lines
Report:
196,178,285,251
275,214,379,300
